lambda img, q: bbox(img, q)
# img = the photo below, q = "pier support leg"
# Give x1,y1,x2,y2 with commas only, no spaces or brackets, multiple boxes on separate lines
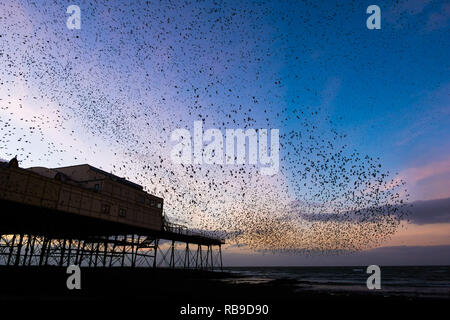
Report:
22,234,31,266
7,234,16,266
184,243,190,269
67,239,72,266
121,235,126,267
153,239,158,268
219,244,223,271
59,239,66,267
38,237,46,266
14,234,23,266
79,240,86,266
170,240,175,268
103,237,108,267
109,236,117,267
28,235,36,266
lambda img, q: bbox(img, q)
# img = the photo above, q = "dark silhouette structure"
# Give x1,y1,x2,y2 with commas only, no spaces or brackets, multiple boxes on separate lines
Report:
0,157,223,270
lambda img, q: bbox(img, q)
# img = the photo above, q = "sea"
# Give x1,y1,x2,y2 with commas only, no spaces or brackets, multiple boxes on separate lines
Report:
222,266,450,299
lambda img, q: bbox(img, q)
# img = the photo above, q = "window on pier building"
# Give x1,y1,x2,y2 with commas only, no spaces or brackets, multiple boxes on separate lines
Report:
101,204,110,214
137,194,145,204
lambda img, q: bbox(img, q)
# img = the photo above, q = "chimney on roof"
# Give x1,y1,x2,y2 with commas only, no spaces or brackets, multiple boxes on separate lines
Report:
8,156,18,168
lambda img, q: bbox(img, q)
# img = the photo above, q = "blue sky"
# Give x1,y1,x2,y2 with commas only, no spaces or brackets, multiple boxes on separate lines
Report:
277,0,449,170
0,0,449,264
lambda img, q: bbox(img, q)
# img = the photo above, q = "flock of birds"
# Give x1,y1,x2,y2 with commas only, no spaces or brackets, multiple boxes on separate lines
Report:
0,1,409,254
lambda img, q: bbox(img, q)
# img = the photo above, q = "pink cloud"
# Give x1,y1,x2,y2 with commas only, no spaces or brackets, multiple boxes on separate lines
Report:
401,157,450,200
404,158,450,184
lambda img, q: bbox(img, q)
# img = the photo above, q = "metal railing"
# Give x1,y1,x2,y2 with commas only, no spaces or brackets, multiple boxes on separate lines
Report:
163,219,223,242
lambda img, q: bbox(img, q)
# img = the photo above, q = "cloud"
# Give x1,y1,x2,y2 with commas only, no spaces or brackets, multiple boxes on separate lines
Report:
295,197,450,225
399,157,450,200
408,197,450,224
402,157,450,185
223,245,450,266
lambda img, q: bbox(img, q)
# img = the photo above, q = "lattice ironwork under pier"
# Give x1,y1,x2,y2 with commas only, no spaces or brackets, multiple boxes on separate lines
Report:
0,233,223,270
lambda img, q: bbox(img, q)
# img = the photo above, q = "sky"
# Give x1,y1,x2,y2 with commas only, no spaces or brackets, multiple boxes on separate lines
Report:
0,0,449,265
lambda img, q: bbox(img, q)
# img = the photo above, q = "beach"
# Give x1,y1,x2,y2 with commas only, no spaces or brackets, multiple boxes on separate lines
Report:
0,266,448,317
